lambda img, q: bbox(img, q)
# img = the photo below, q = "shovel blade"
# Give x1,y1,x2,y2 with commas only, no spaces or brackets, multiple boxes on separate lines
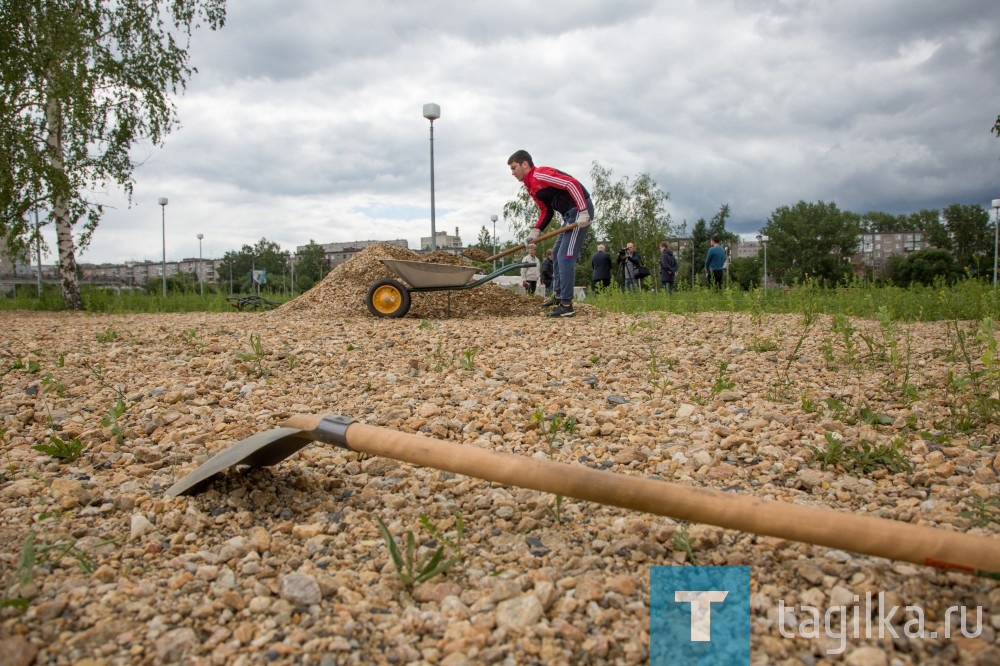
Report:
165,427,314,497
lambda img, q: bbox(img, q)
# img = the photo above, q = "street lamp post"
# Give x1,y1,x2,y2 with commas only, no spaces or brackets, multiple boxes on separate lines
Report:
423,103,440,251
992,199,1000,289
757,234,769,289
158,197,168,297
196,233,204,295
491,214,498,271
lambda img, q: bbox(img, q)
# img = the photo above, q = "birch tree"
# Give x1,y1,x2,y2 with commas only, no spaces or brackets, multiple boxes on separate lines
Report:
0,0,226,309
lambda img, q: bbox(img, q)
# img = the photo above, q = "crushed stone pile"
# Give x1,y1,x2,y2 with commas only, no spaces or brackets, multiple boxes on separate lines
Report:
278,243,544,319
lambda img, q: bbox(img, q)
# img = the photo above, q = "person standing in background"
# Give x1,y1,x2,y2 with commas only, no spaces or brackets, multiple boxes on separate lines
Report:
540,248,554,296
519,244,541,295
591,244,612,292
705,235,726,288
659,240,678,292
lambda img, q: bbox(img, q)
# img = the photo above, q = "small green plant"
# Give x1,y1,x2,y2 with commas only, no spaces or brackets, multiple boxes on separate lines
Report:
39,372,68,398
33,435,85,463
346,343,357,351
532,408,578,523
428,339,450,372
95,327,119,343
376,511,464,588
808,432,846,470
418,320,433,329
458,348,477,370
800,396,817,413
589,354,601,364
26,359,41,374
234,332,268,377
808,433,912,474
101,399,127,445
958,495,1000,528
749,336,779,353
672,524,698,565
286,355,299,370
710,361,735,395
1,528,103,611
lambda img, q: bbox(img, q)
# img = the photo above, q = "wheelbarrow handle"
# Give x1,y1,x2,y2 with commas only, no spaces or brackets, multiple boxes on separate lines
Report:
485,222,579,263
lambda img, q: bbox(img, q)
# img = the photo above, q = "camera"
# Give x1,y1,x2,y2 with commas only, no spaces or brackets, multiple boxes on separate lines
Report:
618,248,627,257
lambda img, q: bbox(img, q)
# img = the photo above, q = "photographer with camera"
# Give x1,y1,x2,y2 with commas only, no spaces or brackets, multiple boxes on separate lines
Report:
591,244,612,292
617,242,643,289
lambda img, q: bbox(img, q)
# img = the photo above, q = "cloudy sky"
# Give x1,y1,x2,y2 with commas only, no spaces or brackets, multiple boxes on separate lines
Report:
69,0,1000,265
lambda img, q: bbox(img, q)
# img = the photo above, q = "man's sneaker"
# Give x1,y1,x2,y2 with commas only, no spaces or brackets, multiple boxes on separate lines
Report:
548,304,575,317
539,297,558,308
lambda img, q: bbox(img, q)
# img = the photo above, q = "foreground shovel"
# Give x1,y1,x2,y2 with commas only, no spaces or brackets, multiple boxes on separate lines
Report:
166,414,1000,578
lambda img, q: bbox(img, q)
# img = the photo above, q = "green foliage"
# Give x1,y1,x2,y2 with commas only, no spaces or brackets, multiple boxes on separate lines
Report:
234,332,268,378
672,524,698,565
33,435,84,462
458,348,477,370
532,409,578,523
100,399,127,445
293,240,327,292
760,200,861,285
0,0,227,310
808,433,913,474
942,319,1000,430
958,495,1000,528
710,361,735,395
376,512,464,588
216,238,292,295
1,527,105,611
888,247,963,286
95,327,119,343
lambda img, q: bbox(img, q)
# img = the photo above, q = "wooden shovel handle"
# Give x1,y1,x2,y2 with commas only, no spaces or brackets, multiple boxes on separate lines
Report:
485,223,579,263
282,414,1000,577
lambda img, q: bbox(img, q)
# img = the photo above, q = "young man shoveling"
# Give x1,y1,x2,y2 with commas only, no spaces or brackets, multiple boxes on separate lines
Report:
507,150,594,318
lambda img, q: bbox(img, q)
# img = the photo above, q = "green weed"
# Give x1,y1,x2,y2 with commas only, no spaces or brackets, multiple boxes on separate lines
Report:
33,435,85,463
459,348,477,371
95,327,119,343
672,524,698,565
101,399,127,445
711,361,735,395
376,511,464,588
234,332,268,378
532,408,578,523
958,495,1000,528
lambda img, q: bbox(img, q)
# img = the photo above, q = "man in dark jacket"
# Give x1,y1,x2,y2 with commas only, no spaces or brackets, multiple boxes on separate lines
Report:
540,249,554,296
591,244,612,292
659,241,678,292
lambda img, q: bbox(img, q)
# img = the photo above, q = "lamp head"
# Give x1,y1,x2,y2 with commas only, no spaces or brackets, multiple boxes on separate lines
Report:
422,103,440,121
490,214,498,222
197,233,203,240
992,198,1000,211
158,197,168,206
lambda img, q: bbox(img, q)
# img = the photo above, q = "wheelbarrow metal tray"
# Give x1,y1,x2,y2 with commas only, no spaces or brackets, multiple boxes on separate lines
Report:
380,259,478,288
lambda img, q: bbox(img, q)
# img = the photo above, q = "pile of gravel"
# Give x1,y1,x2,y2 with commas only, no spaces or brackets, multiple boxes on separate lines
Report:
280,243,544,319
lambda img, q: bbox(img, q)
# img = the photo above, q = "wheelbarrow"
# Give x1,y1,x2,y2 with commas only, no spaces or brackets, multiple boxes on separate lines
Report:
365,222,579,319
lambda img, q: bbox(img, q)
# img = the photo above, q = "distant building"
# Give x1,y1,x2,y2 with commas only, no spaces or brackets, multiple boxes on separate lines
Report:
308,239,410,270
735,240,761,259
420,228,463,253
855,232,926,277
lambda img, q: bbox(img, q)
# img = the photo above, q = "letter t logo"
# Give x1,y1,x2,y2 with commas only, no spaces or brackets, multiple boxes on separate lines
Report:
674,591,729,641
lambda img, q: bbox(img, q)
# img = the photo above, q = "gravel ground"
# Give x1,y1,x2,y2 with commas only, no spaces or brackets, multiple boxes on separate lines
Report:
1,246,999,665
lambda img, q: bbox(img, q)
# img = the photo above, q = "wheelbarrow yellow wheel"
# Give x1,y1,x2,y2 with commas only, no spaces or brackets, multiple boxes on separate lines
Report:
366,278,412,318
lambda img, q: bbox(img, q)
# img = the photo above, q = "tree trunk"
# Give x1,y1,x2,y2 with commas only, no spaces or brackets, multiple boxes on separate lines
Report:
45,95,82,310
